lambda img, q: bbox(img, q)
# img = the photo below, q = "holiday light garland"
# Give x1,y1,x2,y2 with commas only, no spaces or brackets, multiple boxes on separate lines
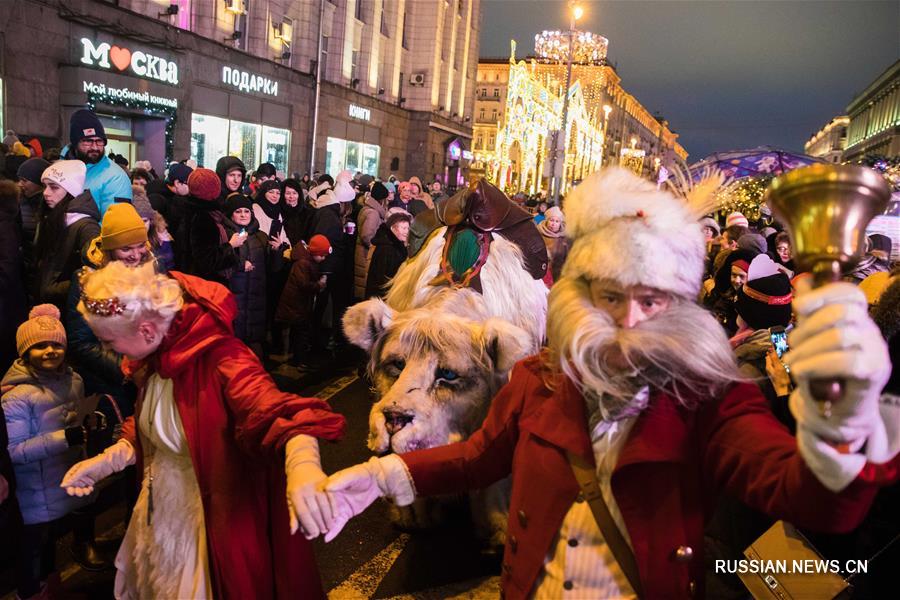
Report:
86,90,177,163
715,175,774,221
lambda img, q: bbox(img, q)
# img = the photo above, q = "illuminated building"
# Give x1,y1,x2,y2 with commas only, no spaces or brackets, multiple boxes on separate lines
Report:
842,59,900,162
473,35,687,194
805,116,849,164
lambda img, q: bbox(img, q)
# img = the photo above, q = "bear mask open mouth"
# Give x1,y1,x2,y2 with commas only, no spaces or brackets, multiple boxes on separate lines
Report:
384,410,414,435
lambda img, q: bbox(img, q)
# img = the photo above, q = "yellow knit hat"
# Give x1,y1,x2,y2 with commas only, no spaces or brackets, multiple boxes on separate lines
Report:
16,304,67,357
101,203,148,251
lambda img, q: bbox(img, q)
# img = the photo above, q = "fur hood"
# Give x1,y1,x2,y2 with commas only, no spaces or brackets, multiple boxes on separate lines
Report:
562,167,706,300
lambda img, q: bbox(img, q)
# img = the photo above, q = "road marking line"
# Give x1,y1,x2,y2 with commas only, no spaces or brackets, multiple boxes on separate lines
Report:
319,375,360,401
328,533,410,599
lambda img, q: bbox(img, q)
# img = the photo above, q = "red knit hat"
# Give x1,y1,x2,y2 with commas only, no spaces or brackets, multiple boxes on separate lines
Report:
188,168,222,201
308,234,332,257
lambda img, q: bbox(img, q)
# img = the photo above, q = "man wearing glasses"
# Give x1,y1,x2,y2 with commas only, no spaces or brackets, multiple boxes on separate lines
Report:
63,109,132,215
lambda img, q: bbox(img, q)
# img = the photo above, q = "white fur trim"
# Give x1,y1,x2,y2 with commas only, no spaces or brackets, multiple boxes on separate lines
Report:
562,168,705,299
376,455,417,506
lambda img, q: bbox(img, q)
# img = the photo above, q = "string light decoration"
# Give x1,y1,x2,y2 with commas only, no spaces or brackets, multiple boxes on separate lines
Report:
488,57,605,194
855,154,900,191
715,175,774,221
534,30,608,64
86,91,178,163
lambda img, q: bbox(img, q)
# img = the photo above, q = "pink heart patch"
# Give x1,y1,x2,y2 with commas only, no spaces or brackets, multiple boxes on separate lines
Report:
109,46,132,71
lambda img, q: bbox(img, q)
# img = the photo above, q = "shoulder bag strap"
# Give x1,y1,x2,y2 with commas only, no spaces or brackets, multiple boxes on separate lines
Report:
566,450,644,598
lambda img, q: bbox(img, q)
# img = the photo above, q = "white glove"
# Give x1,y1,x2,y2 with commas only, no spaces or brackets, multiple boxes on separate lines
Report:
285,435,333,540
785,282,897,491
324,455,416,542
60,439,136,497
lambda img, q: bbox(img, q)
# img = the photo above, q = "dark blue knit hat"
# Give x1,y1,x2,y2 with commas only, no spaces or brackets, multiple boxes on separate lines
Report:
167,162,194,184
69,109,106,146
17,157,51,185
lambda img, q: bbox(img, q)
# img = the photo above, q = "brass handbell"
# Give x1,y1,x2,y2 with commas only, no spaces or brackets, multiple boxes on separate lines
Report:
764,164,891,416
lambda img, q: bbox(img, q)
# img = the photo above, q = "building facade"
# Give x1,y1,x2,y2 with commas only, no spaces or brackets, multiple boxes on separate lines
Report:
0,0,480,184
842,59,900,162
804,116,849,164
472,43,687,194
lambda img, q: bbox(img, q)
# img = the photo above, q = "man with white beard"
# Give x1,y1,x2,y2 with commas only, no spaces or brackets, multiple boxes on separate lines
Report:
317,168,900,599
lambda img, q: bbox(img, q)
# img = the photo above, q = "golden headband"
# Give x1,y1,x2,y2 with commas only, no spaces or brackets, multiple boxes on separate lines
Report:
78,268,126,316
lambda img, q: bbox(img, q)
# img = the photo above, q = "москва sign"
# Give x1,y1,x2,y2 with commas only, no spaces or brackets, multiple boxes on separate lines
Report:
80,38,179,85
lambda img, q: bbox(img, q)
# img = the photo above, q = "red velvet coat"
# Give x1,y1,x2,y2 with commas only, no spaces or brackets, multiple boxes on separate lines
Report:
401,356,900,600
120,271,345,599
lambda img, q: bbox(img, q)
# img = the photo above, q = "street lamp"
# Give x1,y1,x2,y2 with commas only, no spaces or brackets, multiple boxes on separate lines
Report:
549,2,582,205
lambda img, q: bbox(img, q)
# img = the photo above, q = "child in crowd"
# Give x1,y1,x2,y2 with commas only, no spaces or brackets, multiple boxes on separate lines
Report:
2,306,94,599
276,235,331,371
224,192,270,357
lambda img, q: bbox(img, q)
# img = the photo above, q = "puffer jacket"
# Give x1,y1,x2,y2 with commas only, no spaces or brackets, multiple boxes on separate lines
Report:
354,195,386,299
275,243,321,324
35,190,101,310
365,223,408,298
2,360,90,524
223,217,269,345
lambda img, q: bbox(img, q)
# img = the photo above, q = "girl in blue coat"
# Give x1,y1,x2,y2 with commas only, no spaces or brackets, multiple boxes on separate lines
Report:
2,305,92,598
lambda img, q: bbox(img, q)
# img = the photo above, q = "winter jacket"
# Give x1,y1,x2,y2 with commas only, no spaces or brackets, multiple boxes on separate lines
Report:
388,197,428,217
148,185,187,267
64,247,136,418
34,191,101,310
310,204,346,275
354,196,386,298
844,254,890,283
282,203,310,246
408,176,434,210
365,224,408,298
2,361,90,525
0,191,27,369
60,150,132,216
223,218,269,345
180,196,238,286
118,271,345,599
275,244,321,324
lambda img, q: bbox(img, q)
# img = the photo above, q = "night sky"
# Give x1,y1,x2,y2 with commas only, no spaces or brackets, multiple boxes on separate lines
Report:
480,0,900,161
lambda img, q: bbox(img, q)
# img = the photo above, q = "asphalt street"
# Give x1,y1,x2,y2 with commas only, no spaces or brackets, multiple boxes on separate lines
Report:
0,354,502,600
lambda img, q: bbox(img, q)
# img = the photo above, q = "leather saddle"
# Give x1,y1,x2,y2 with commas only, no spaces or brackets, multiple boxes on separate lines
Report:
408,179,548,281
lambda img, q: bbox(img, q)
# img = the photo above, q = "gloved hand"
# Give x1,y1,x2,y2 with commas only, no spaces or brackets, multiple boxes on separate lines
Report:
324,455,416,542
785,281,896,491
285,435,333,540
60,439,135,496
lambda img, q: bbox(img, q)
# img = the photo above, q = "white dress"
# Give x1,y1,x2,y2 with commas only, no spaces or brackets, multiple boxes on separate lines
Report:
114,375,213,599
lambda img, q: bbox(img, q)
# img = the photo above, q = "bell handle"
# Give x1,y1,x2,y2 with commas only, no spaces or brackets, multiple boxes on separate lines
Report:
807,260,844,423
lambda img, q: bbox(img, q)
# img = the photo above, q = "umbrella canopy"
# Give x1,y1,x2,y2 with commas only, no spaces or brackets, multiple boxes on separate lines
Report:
690,146,824,181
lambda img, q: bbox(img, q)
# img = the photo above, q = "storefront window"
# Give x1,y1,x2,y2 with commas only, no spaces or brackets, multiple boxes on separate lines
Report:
191,114,229,169
325,137,381,176
229,120,261,170
262,126,290,174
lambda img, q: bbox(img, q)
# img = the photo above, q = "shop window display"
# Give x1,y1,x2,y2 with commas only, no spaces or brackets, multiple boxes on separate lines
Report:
326,136,380,176
191,114,289,173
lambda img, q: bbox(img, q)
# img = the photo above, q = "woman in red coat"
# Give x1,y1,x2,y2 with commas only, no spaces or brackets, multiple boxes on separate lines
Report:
60,261,345,599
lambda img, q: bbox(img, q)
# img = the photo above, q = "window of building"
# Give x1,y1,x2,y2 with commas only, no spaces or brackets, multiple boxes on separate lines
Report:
489,133,495,148
491,109,497,121
351,49,360,82
401,12,409,49
493,88,499,98
321,35,329,74
326,137,380,175
191,114,289,174
476,134,482,148
380,5,389,36
355,0,364,22
479,108,485,120
494,73,499,82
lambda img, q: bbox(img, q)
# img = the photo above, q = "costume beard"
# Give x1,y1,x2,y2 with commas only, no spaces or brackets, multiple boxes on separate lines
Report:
546,276,744,417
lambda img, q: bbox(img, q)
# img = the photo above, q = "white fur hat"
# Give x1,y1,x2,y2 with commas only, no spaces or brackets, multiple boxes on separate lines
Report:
561,167,706,300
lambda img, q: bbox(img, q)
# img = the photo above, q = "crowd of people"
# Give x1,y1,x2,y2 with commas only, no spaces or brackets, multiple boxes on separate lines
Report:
0,108,897,600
